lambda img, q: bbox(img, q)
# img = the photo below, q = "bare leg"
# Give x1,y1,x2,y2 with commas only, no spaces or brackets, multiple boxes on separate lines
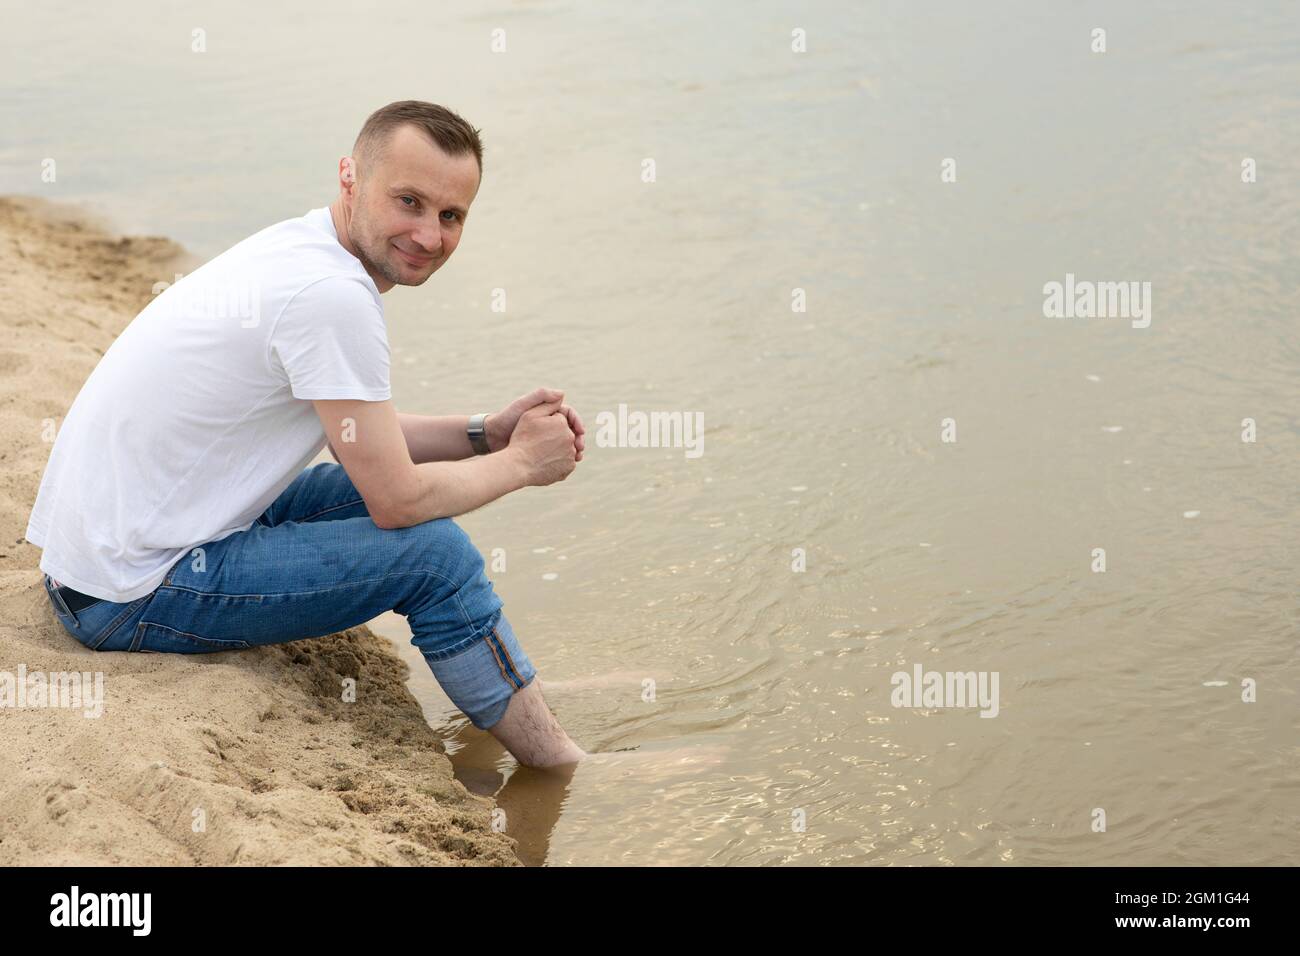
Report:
488,677,587,769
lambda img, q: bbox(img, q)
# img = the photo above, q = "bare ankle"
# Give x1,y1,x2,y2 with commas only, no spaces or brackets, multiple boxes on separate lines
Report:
487,678,585,768
521,740,586,769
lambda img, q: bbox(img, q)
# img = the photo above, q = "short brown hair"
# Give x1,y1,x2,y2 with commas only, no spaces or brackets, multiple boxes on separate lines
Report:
352,100,483,176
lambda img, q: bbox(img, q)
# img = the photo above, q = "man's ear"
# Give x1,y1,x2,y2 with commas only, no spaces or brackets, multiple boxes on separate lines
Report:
342,157,355,185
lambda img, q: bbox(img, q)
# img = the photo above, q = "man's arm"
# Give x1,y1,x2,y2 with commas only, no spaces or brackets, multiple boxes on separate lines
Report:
391,390,587,464
313,397,575,528
396,412,491,463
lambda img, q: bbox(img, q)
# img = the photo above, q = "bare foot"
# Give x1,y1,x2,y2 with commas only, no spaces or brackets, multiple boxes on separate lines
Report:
538,671,655,694
579,742,729,776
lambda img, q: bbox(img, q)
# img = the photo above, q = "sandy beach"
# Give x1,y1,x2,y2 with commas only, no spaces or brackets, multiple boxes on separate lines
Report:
0,196,521,866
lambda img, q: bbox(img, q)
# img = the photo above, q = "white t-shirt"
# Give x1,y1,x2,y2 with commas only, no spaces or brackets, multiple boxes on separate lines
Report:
25,206,390,602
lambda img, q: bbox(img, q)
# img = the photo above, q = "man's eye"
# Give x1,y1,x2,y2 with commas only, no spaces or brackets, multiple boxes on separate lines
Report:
400,196,417,207
441,210,461,222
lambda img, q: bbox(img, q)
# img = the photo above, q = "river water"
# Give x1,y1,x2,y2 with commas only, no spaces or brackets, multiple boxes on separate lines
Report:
4,0,1296,865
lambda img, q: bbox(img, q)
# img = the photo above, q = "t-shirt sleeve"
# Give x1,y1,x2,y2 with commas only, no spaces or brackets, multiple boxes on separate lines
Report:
271,275,392,401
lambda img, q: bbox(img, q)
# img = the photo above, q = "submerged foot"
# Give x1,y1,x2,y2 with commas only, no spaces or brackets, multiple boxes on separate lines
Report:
579,742,728,775
538,670,655,694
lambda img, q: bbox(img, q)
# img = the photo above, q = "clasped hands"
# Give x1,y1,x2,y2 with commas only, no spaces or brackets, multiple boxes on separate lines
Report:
483,387,586,465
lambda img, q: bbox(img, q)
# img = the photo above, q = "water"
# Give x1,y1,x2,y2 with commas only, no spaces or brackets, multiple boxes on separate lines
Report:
4,0,1296,865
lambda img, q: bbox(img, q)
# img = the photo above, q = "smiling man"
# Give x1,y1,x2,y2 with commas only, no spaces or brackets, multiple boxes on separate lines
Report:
26,100,588,768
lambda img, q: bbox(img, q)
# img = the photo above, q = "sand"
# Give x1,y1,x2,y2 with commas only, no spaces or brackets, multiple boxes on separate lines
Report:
0,195,521,866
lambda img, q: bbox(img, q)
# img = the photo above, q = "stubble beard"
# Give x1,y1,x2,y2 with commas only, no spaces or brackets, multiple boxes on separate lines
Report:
347,215,406,288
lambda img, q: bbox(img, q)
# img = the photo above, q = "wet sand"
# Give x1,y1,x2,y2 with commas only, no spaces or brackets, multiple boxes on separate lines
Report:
0,196,522,866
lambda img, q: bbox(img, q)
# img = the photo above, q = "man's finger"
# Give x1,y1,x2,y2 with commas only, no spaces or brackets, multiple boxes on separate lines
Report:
523,398,564,418
565,407,585,460
561,404,585,435
514,387,563,411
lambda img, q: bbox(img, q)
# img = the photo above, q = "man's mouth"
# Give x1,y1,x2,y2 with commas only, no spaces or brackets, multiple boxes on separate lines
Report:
393,244,435,267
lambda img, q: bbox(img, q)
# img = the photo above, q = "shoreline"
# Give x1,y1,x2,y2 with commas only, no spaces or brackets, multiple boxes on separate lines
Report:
0,195,521,865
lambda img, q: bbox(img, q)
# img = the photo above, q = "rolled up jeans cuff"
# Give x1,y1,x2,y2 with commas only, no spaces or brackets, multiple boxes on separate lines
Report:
421,611,536,730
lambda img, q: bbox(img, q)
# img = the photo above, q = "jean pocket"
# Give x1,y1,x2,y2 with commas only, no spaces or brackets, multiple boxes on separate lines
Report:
132,621,251,654
44,575,82,631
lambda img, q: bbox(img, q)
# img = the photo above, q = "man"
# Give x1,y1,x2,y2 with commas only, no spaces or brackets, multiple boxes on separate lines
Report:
25,100,587,769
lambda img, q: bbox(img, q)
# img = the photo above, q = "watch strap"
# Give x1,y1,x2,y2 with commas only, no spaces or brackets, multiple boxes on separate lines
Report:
467,412,492,455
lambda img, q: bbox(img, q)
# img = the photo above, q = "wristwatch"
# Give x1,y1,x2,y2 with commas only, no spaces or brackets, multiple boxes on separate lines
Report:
467,413,492,455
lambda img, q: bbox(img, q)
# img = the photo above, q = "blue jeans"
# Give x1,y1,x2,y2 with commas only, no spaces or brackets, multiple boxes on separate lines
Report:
42,462,536,730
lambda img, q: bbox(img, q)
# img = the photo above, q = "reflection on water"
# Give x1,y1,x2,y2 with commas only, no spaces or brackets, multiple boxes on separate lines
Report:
8,0,1298,865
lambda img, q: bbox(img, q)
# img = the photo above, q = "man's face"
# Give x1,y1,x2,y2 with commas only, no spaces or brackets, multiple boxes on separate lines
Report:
346,124,480,289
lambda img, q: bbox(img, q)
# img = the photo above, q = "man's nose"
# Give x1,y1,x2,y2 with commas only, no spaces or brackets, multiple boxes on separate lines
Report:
410,223,442,256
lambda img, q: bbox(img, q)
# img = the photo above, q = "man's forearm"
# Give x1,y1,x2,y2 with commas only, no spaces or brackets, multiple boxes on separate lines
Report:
387,448,527,527
396,413,485,463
